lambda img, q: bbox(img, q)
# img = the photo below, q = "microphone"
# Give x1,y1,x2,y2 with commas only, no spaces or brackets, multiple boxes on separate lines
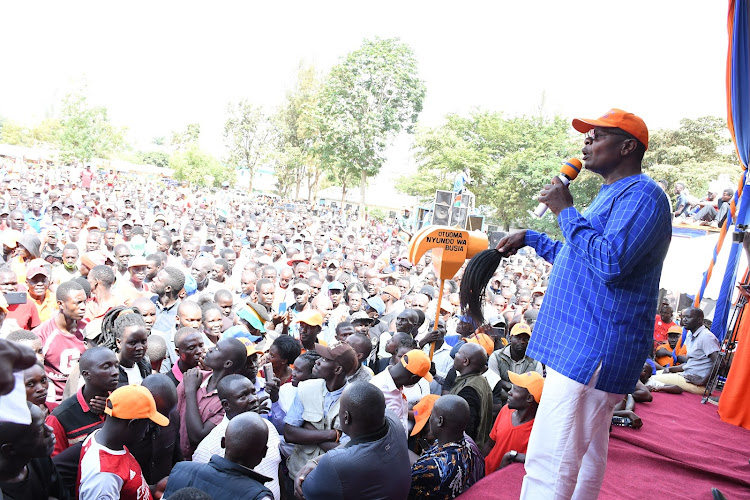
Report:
533,158,582,217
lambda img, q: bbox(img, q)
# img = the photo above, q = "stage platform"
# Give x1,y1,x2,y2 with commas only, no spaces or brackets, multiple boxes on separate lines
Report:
459,392,750,499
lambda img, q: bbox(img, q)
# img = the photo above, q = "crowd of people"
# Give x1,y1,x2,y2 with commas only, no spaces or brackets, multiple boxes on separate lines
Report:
0,136,722,500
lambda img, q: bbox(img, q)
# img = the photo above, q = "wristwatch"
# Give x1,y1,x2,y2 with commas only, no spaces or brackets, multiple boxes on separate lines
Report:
508,450,518,462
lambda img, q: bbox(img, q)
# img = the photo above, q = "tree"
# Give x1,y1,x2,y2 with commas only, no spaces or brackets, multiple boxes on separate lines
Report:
644,116,740,199
398,110,587,236
170,146,233,187
138,151,170,169
58,92,125,165
31,119,61,146
644,116,734,167
0,120,33,146
224,100,273,193
316,37,426,213
170,123,201,152
274,63,322,200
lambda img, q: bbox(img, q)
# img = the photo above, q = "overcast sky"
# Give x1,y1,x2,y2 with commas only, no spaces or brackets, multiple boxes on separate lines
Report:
0,1,730,185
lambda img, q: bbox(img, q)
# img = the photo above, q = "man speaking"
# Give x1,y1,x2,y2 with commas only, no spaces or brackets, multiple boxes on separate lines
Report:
493,109,671,499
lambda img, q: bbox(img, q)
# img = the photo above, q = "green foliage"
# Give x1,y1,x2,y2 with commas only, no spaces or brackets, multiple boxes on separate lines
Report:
171,123,201,151
643,115,740,199
31,119,61,146
273,63,322,200
224,100,273,193
399,110,588,237
315,37,426,208
646,161,740,198
644,116,735,167
170,146,233,187
0,118,61,147
58,92,125,164
0,120,34,146
368,207,388,221
137,151,170,169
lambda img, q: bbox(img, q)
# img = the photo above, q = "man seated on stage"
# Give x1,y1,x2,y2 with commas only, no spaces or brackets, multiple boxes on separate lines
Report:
655,326,688,367
639,360,683,395
483,371,543,474
652,307,720,394
653,303,677,352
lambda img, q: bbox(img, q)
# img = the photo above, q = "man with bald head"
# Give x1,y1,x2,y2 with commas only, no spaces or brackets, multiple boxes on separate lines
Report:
345,333,374,383
177,337,248,458
112,243,131,285
132,296,157,334
157,299,203,374
410,395,478,499
311,293,335,344
378,308,419,364
240,270,258,300
449,343,493,448
193,374,282,500
297,382,411,499
164,412,274,500
47,347,120,456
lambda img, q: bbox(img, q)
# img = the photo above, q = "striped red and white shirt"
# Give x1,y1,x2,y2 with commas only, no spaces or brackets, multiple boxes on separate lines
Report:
77,429,152,500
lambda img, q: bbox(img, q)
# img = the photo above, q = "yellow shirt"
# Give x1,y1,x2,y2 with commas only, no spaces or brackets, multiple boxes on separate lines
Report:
29,289,58,323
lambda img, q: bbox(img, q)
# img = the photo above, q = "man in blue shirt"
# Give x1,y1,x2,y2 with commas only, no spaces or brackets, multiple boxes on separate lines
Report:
296,382,411,500
24,197,44,233
163,411,273,500
496,109,672,500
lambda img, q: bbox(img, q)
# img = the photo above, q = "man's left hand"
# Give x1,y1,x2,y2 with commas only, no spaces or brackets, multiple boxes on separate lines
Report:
294,460,319,500
538,176,574,216
683,374,703,385
499,451,516,470
265,377,280,403
89,395,108,414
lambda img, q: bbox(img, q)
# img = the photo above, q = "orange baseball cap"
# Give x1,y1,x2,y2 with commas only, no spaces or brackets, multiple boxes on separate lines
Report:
401,349,433,382
105,385,169,426
510,323,532,336
508,371,545,403
411,394,439,436
294,309,324,327
382,285,401,301
466,333,494,356
572,108,649,150
667,326,683,335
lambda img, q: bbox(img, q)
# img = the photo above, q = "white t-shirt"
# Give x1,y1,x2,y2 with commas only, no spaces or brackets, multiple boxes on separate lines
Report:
121,364,143,386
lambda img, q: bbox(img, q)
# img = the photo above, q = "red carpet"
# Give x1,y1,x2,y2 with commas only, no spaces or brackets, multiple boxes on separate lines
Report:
459,392,750,499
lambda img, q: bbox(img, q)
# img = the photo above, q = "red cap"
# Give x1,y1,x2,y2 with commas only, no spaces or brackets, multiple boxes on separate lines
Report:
572,108,648,150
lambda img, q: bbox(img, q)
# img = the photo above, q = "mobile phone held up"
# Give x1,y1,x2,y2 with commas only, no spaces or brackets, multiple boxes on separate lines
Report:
278,302,287,314
4,292,27,305
263,363,274,383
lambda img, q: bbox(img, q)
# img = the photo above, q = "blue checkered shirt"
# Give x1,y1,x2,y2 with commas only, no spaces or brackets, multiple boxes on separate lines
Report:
525,174,672,394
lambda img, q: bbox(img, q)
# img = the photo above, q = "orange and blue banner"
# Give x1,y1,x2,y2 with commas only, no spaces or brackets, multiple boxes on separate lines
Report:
698,0,750,341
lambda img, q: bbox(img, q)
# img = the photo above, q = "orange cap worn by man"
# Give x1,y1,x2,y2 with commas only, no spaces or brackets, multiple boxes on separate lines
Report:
508,371,544,404
484,371,545,473
510,323,532,337
466,333,495,356
572,108,649,150
295,309,324,327
78,385,169,500
411,394,440,436
402,349,433,382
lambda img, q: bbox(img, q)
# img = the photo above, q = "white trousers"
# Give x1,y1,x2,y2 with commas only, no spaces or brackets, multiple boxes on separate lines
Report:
519,366,623,500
